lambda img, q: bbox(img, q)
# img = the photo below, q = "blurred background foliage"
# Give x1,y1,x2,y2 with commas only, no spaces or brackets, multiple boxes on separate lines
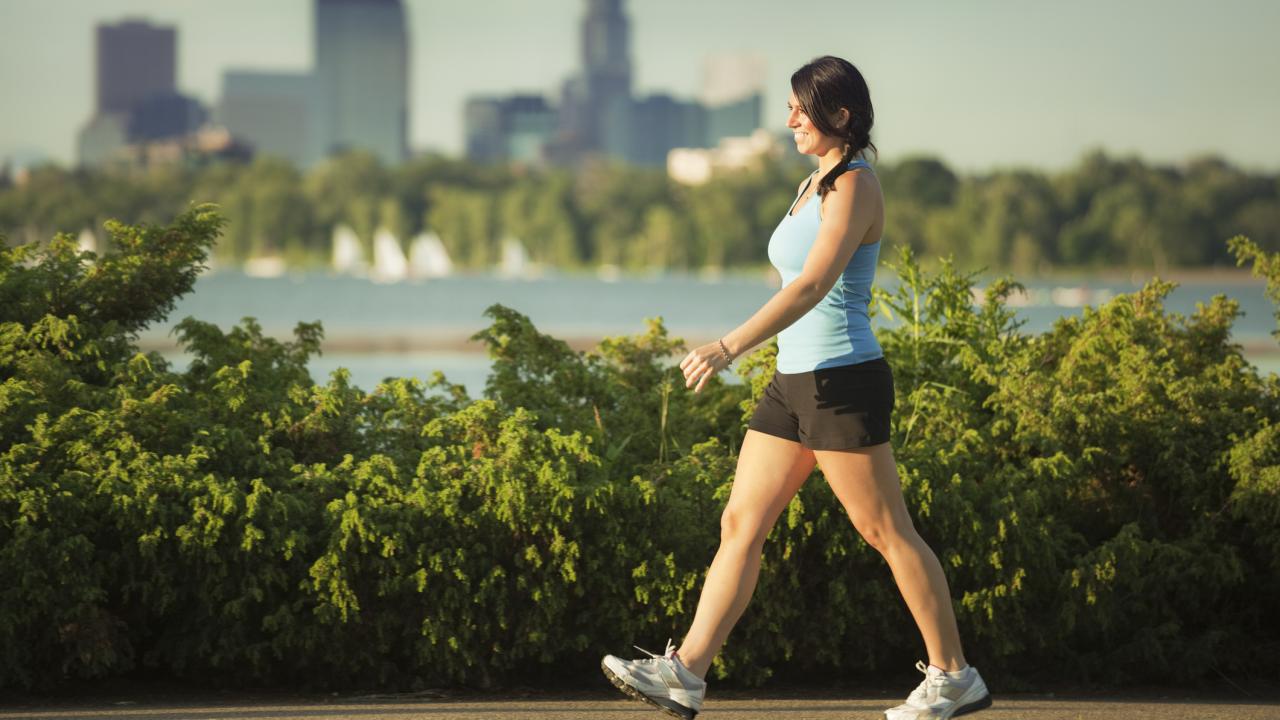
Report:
3,150,1278,274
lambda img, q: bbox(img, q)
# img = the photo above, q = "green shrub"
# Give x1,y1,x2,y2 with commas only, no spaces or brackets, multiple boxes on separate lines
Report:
1,208,1277,691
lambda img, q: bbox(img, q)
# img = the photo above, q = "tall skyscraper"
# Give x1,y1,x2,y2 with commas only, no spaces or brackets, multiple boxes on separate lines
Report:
79,19,179,166
95,20,176,117
314,0,409,165
578,0,632,154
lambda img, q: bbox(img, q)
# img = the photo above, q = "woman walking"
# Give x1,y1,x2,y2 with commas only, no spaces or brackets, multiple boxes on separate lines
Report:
600,56,993,720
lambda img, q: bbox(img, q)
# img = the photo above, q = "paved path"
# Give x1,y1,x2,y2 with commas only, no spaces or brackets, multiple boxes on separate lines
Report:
2,689,1278,720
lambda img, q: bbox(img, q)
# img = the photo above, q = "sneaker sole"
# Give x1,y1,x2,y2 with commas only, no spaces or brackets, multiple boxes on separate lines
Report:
953,691,993,717
884,691,993,720
601,658,699,720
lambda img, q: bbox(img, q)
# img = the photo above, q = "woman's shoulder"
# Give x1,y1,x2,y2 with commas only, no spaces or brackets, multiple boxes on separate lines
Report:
822,162,883,215
834,162,879,191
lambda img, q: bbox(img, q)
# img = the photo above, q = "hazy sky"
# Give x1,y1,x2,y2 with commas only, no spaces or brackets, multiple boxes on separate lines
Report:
3,0,1279,172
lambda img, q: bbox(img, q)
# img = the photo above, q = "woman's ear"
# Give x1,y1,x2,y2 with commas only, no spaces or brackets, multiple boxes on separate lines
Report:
833,107,851,132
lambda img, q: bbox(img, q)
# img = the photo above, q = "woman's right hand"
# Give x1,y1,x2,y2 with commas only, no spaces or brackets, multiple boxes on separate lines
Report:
679,340,732,394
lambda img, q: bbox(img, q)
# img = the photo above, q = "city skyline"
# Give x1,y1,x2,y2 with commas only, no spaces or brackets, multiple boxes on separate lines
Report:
76,3,410,170
3,0,1280,172
465,1,765,168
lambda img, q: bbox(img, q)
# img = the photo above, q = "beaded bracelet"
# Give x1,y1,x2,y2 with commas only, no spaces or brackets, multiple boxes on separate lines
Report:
717,338,734,367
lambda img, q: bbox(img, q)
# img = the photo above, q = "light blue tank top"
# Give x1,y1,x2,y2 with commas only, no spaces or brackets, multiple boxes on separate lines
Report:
767,159,884,373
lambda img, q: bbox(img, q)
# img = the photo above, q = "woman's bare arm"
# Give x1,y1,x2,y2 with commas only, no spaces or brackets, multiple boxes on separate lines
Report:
680,168,881,391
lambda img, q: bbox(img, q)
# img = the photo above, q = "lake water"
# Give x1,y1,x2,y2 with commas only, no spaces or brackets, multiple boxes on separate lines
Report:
143,269,1280,395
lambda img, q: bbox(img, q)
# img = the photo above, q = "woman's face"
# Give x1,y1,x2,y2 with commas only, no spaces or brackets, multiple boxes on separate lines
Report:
786,91,848,157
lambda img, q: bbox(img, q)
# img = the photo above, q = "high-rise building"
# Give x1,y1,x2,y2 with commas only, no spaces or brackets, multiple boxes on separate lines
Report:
128,91,208,142
212,0,412,168
95,20,176,116
314,0,409,165
547,75,590,165
78,19,179,166
465,95,557,165
565,0,632,157
219,71,318,168
464,98,506,164
505,96,558,164
605,94,705,167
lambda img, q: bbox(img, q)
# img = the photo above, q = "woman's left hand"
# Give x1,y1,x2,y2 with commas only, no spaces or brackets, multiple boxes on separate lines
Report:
680,341,732,393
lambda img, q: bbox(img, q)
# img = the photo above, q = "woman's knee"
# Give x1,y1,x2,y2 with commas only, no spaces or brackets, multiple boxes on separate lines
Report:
720,504,770,546
852,516,918,553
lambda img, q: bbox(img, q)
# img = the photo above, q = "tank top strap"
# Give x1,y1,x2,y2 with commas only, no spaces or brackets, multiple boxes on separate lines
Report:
846,158,874,173
786,170,819,215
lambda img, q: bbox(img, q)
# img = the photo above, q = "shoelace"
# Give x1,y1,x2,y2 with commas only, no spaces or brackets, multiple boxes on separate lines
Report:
905,660,951,704
633,637,678,664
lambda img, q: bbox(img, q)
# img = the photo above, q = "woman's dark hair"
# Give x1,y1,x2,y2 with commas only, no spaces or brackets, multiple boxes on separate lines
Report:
791,55,876,197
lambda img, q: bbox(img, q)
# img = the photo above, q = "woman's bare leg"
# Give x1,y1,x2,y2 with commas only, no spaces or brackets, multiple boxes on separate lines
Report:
814,442,968,671
674,429,815,679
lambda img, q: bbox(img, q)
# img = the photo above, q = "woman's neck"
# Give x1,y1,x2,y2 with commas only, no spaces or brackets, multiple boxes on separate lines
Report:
816,145,850,177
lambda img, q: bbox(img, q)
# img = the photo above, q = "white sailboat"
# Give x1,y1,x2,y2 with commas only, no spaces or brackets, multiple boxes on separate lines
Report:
370,226,408,283
331,223,366,276
76,228,97,255
498,235,530,279
408,230,453,278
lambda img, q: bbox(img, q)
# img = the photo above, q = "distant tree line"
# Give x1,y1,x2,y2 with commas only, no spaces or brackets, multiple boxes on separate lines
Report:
1,149,1277,273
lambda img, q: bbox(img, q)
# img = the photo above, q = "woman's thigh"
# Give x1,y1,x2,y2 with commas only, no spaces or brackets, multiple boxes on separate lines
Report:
721,430,817,542
813,442,915,548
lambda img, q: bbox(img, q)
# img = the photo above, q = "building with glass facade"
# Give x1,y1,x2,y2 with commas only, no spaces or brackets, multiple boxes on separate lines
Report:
314,0,409,165
219,71,318,168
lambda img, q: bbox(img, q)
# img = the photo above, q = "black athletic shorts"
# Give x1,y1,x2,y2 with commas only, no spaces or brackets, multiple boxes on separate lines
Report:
747,356,894,450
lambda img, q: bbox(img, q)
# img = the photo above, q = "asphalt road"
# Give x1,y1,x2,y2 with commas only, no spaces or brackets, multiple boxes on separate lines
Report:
2,689,1278,720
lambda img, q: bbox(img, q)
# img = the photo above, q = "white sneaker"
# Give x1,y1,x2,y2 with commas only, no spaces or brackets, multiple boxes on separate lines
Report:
883,660,993,719
601,638,706,719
